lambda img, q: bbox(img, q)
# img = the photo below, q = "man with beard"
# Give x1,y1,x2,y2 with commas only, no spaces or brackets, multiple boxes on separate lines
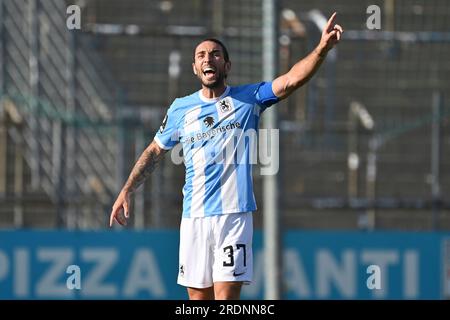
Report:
110,12,343,300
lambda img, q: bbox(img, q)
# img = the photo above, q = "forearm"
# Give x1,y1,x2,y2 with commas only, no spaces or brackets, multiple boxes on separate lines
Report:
289,44,327,88
122,140,166,193
273,12,343,100
273,43,328,100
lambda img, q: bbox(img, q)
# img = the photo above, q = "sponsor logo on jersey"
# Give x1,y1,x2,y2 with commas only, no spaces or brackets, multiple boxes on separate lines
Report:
184,121,241,144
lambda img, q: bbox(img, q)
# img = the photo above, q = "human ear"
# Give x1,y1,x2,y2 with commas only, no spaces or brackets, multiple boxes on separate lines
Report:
225,61,231,73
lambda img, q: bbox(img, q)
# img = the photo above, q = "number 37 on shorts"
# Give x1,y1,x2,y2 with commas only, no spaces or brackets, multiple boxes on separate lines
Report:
177,212,253,288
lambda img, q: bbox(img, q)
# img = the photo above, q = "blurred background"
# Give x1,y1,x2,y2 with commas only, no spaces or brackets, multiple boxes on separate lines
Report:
0,0,449,299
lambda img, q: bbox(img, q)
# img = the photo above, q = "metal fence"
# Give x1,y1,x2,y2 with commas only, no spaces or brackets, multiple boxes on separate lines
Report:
1,0,450,230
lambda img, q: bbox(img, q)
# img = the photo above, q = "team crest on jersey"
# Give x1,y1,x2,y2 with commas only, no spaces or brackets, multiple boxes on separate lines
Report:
159,114,168,133
217,97,234,115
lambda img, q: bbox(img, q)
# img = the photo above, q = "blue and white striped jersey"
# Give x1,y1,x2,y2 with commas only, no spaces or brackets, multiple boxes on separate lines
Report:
154,82,278,218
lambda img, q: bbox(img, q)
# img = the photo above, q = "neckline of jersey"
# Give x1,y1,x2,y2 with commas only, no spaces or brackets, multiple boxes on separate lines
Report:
198,86,230,103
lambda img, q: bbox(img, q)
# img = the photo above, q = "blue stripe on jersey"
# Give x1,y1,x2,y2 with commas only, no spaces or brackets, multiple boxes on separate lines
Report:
235,108,258,211
203,161,223,214
181,142,194,217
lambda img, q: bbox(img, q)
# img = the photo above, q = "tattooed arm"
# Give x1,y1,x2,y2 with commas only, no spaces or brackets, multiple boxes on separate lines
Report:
109,140,167,227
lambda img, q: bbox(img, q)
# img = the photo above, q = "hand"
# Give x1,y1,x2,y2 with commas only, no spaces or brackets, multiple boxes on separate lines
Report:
109,190,131,227
317,12,344,56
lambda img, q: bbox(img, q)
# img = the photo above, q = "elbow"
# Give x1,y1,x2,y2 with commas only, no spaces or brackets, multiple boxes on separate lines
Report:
274,72,306,100
284,74,304,93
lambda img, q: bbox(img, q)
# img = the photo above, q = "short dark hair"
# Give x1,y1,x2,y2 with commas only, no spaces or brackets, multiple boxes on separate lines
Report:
193,38,230,62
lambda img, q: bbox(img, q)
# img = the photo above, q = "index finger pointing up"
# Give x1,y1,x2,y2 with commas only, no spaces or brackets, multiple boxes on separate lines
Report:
326,12,337,31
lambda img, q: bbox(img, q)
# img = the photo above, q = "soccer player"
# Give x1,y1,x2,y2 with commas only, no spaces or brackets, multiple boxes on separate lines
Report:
110,12,343,300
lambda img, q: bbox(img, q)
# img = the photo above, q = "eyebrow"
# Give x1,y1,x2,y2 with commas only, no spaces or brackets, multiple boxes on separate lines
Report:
196,49,222,55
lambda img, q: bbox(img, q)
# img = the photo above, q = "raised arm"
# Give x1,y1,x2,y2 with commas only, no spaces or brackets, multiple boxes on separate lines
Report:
272,12,343,100
109,140,167,227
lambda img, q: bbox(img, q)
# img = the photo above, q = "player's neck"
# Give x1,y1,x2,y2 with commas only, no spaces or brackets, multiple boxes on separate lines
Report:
200,83,227,100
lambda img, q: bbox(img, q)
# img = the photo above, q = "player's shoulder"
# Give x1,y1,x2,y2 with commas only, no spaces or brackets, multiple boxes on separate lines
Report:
230,82,265,96
168,91,201,113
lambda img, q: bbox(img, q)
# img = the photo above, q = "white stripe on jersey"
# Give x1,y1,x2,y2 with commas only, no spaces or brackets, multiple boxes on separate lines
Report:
184,106,202,133
220,139,239,212
184,106,205,217
190,146,206,217
215,97,239,213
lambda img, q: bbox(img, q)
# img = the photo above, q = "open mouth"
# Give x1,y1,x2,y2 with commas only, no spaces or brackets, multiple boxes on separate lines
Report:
202,66,216,78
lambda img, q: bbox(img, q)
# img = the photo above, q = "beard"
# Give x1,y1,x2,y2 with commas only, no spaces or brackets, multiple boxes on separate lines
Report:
202,79,222,88
197,70,227,88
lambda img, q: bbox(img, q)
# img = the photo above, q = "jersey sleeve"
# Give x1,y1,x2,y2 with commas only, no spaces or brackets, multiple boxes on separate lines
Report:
153,101,180,150
254,81,279,112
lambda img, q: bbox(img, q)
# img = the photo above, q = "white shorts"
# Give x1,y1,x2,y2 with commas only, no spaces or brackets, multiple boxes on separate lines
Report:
177,212,253,289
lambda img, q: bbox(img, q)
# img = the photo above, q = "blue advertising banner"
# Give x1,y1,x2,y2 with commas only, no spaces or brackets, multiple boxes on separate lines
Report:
0,230,448,299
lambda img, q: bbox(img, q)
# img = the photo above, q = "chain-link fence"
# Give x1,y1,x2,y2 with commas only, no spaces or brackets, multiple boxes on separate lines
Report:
1,0,450,230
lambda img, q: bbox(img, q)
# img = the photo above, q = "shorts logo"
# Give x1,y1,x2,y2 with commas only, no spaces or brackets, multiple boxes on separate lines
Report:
179,264,185,277
233,271,246,277
159,114,168,133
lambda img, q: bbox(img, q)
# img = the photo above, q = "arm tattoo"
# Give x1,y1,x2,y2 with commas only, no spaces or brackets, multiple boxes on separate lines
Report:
123,140,166,193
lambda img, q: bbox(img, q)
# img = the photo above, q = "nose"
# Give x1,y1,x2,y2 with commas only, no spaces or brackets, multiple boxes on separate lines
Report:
205,52,214,63
205,53,212,62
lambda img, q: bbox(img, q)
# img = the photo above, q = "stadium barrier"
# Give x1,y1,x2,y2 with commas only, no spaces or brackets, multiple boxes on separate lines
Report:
0,230,449,299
